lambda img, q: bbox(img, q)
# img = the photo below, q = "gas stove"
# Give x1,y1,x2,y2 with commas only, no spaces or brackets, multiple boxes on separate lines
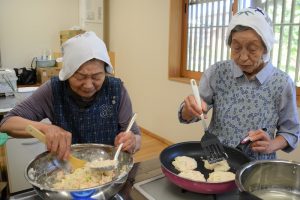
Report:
134,174,261,200
9,189,124,200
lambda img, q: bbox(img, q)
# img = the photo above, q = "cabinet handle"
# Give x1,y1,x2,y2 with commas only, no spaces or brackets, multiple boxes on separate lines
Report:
21,140,41,146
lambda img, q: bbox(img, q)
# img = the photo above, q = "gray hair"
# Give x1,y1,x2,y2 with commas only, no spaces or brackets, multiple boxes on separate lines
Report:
227,25,253,46
227,25,267,51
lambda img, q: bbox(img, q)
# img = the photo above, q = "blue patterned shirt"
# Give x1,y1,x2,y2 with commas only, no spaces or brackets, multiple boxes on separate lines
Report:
179,60,300,160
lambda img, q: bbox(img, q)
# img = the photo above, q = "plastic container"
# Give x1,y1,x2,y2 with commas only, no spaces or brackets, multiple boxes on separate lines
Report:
36,58,56,68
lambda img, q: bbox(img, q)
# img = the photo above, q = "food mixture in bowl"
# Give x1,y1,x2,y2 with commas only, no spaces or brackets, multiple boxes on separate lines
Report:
51,157,127,190
52,165,116,189
85,159,117,169
25,144,133,191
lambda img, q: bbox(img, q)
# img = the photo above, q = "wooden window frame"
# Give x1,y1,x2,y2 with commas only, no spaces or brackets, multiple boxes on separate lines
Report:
180,0,200,81
168,0,200,84
168,0,237,82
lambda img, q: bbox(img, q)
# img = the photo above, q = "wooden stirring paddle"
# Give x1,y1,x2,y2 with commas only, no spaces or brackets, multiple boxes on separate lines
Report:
25,124,86,170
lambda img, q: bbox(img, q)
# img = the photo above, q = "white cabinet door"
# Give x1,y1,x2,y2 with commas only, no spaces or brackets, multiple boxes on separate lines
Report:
79,0,104,39
5,138,45,193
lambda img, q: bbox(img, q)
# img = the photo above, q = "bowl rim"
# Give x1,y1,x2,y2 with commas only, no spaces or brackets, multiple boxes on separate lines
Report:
24,143,134,192
235,159,300,192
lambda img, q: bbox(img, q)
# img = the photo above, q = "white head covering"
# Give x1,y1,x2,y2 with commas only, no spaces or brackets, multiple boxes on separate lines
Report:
226,7,275,63
59,31,113,81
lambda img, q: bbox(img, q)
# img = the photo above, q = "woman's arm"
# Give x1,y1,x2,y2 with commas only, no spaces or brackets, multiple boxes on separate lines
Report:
116,83,141,153
276,78,300,152
0,116,48,137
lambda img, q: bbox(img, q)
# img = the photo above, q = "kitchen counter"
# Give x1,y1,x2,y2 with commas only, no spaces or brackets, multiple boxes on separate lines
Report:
0,87,37,115
0,95,16,114
119,158,162,200
0,87,38,119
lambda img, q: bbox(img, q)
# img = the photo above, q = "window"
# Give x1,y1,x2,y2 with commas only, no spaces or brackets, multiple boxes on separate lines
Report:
169,0,300,86
182,0,234,80
256,0,300,85
168,0,238,81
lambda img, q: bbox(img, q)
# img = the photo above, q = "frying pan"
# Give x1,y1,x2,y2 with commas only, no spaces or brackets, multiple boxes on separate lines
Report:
160,141,251,194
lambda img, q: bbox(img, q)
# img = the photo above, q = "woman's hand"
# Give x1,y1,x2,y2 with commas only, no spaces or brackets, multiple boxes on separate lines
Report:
248,129,288,154
114,131,136,153
0,117,72,160
182,95,207,121
247,129,273,153
40,125,72,160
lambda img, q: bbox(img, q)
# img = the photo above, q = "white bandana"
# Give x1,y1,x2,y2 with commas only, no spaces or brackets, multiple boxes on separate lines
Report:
59,31,113,81
226,7,275,63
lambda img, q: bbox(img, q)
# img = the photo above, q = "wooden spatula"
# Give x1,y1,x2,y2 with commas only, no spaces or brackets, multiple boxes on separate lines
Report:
25,124,86,170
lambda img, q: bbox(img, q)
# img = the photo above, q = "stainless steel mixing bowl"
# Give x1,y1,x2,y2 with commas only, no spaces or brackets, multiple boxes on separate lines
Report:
235,159,300,200
24,143,133,200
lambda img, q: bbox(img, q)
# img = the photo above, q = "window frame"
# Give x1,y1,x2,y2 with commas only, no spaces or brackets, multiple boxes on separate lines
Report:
168,0,237,82
180,0,200,80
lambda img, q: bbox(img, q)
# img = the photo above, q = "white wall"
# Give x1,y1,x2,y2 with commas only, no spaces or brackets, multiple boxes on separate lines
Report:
108,0,201,144
108,0,300,162
0,0,79,69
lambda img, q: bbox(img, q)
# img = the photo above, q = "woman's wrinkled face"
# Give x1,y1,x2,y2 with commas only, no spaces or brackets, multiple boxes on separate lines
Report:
231,29,266,77
68,59,106,98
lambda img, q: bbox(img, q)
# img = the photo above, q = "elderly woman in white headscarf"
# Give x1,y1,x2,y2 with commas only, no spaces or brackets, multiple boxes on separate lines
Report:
179,7,299,160
0,32,141,160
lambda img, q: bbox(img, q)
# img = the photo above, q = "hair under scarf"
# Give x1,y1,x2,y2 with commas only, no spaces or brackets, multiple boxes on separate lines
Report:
226,7,275,63
59,31,113,81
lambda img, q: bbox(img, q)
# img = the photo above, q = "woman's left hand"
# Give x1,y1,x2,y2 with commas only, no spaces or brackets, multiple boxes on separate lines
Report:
247,129,274,154
114,131,136,153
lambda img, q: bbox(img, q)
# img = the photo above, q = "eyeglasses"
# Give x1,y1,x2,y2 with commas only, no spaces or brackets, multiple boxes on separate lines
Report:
73,71,105,81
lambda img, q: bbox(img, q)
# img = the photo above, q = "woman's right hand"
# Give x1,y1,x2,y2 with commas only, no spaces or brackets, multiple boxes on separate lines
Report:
182,95,207,121
40,125,72,160
0,117,71,160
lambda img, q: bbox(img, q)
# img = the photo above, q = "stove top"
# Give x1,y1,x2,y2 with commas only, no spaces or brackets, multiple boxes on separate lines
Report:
133,174,261,200
9,189,124,200
9,190,41,200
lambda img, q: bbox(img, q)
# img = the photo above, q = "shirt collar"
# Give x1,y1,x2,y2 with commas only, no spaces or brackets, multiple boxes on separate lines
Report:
232,61,273,84
255,62,273,84
233,61,244,78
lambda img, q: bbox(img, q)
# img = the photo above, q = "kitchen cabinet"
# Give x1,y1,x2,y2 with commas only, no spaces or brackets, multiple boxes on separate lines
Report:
5,138,45,193
0,89,46,193
79,0,104,39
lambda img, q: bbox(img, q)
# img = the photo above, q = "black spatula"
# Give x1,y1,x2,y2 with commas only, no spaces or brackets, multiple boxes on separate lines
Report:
190,79,228,163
